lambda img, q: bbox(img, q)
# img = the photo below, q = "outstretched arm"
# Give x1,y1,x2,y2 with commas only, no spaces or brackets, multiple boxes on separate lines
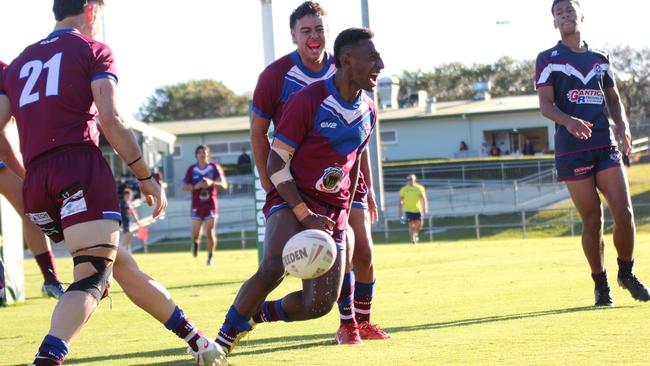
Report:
92,78,166,218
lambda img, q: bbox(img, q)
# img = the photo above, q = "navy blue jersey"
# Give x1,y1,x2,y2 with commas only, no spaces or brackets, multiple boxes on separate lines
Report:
535,41,616,156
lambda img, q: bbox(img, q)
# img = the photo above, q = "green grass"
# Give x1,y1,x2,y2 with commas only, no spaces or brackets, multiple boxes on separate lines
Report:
4,235,650,365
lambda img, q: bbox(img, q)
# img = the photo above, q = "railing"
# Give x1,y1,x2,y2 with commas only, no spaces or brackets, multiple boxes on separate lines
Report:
383,159,556,191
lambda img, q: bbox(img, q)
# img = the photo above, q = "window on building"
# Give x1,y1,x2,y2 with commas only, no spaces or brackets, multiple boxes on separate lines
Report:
172,145,182,159
380,130,397,144
230,141,252,153
207,143,229,155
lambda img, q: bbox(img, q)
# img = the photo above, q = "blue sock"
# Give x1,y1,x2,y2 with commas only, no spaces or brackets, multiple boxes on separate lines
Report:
354,279,375,323
225,305,253,333
216,306,252,351
35,334,69,364
164,306,185,331
337,271,356,324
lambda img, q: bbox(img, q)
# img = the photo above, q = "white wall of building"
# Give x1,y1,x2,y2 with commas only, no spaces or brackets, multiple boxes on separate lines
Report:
380,111,554,161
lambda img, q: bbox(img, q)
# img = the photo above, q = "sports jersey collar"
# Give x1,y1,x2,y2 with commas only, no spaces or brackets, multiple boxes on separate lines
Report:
290,51,333,78
556,40,591,54
325,76,362,110
48,28,80,38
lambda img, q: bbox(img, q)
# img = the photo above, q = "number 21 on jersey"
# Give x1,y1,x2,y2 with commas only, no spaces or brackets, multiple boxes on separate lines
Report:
19,52,62,108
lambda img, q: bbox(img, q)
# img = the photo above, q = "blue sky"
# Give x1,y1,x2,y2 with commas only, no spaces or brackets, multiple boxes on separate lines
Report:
1,0,648,118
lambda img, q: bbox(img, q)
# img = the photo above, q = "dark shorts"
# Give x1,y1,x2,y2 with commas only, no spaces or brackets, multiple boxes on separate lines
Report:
405,212,422,222
23,145,121,244
121,217,131,233
351,190,368,210
264,190,347,251
191,204,218,221
556,146,623,181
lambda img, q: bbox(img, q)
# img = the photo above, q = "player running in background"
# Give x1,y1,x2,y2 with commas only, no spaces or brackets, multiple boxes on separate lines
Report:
536,0,649,306
0,60,64,299
0,1,224,364
118,188,142,252
183,144,227,266
212,28,382,357
399,174,428,244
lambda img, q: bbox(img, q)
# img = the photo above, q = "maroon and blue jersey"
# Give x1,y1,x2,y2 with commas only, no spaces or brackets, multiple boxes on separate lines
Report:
272,76,377,209
0,29,116,167
183,162,222,209
0,60,6,170
252,51,336,127
535,41,617,156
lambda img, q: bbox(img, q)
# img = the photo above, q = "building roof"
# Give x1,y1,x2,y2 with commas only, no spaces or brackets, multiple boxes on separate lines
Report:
379,94,540,122
153,115,250,136
153,95,540,136
129,119,177,145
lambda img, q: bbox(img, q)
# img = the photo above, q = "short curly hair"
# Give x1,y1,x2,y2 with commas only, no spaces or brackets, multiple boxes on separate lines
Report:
289,1,326,29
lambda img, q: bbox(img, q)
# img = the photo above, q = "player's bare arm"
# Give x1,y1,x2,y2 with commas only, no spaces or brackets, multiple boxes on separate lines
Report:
538,85,593,140
214,165,228,190
421,190,429,215
359,149,378,222
604,86,631,155
0,97,25,178
348,157,361,211
91,78,167,217
267,138,335,233
251,113,273,192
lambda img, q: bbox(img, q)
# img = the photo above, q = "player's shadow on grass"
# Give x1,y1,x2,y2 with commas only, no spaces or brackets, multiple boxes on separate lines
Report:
230,305,626,357
25,280,242,300
382,305,625,334
32,306,623,365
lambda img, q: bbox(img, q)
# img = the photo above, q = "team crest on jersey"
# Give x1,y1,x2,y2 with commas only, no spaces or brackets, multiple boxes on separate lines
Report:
593,64,605,78
316,166,345,193
567,89,604,105
199,189,211,201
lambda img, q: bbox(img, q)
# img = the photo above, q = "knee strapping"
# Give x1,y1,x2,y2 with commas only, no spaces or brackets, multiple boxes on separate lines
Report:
66,254,114,301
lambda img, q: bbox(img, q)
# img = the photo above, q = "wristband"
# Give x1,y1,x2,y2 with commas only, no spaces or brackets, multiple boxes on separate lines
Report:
292,202,311,222
137,173,154,182
127,156,142,166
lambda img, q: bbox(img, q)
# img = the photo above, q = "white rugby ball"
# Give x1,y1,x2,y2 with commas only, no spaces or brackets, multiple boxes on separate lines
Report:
282,229,336,280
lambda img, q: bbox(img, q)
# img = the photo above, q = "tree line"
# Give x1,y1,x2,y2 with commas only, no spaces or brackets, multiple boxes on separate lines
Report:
138,46,650,137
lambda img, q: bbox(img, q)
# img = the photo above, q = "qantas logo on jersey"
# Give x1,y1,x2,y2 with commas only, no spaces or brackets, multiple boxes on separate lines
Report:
567,89,604,105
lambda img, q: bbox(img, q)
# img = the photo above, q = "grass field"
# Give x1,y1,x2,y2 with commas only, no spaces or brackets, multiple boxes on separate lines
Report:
4,235,650,365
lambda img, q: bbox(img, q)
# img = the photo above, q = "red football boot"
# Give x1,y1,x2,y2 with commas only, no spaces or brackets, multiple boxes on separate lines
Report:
335,323,362,345
358,321,391,340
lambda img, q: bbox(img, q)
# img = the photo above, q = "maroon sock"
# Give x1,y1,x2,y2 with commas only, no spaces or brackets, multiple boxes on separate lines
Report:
34,251,59,284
